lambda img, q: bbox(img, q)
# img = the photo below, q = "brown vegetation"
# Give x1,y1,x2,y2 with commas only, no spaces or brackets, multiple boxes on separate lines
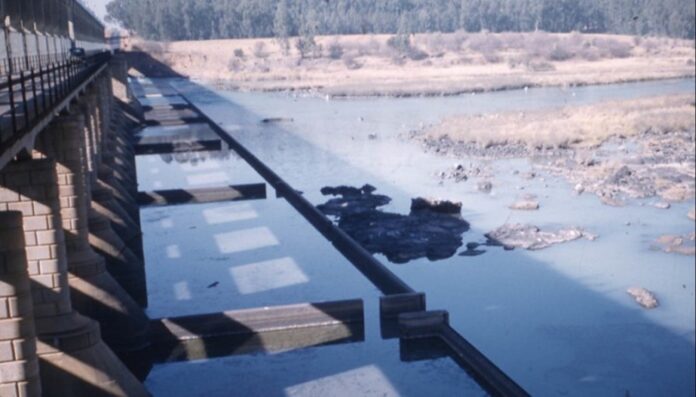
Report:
421,94,696,149
130,32,695,96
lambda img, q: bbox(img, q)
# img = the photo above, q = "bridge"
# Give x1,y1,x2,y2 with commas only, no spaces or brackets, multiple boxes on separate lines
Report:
0,2,529,396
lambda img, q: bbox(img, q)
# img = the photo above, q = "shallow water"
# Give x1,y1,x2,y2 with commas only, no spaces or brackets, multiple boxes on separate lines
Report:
146,78,695,396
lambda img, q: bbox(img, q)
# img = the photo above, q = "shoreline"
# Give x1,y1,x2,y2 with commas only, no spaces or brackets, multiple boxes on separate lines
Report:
412,93,696,213
201,74,696,99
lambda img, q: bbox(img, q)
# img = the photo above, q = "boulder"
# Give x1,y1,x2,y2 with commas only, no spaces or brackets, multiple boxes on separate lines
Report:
411,197,462,214
627,287,659,309
509,200,540,210
486,223,589,250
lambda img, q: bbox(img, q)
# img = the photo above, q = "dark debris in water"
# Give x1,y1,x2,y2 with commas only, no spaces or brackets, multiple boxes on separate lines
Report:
317,184,470,264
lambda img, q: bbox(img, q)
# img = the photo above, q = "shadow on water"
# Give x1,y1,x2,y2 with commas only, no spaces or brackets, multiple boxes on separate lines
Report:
128,59,694,396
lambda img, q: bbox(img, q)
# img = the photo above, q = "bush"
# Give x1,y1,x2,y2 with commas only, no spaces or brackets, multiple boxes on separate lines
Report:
595,38,632,58
342,54,362,70
606,41,632,58
408,48,429,61
327,42,344,60
233,48,245,58
468,33,503,53
387,33,411,54
524,31,556,58
579,47,601,61
227,57,243,72
547,44,574,61
526,60,556,72
352,38,382,56
483,52,502,63
253,42,268,59
296,36,321,59
640,38,660,53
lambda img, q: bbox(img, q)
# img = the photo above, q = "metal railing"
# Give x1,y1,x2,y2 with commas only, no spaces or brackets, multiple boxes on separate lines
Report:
0,51,111,145
0,54,69,77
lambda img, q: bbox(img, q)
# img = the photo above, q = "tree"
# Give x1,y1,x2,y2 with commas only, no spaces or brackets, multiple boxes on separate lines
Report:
105,0,696,41
296,3,319,59
274,0,291,53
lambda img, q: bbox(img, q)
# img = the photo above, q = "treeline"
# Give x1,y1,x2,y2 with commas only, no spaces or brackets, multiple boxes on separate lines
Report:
106,0,696,41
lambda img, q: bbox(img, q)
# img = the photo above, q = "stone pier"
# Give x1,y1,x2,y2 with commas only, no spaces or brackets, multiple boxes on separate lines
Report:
0,159,148,396
32,114,150,356
0,212,41,397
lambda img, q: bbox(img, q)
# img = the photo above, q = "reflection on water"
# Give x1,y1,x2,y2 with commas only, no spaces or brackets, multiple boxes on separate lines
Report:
169,77,695,397
158,149,234,165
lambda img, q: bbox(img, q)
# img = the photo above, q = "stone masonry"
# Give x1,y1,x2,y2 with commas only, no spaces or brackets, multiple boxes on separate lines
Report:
0,158,148,396
0,212,41,397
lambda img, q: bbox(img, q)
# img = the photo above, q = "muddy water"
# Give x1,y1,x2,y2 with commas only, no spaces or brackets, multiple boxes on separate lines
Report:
168,78,695,397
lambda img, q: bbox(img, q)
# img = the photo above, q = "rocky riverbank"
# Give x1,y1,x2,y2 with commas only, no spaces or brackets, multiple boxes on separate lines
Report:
413,94,696,217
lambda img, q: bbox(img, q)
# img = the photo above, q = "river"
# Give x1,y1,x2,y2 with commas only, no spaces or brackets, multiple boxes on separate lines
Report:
141,78,695,396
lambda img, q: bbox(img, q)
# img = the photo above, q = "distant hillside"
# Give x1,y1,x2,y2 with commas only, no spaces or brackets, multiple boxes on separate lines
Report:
107,0,695,41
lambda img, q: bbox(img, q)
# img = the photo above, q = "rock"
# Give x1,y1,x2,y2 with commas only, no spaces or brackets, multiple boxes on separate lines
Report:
509,200,540,210
600,194,625,207
627,287,659,309
607,165,633,185
652,202,671,209
318,185,470,264
368,133,378,140
652,233,696,256
660,184,693,202
466,242,481,250
688,207,695,221
574,184,585,195
477,181,493,193
485,223,587,250
411,197,462,214
583,232,599,241
522,172,536,180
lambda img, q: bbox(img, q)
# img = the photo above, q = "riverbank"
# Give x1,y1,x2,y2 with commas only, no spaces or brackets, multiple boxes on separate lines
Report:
129,32,695,97
413,93,696,214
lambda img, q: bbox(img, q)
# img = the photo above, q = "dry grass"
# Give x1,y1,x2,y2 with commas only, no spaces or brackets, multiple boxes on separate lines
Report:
422,94,696,148
128,32,696,96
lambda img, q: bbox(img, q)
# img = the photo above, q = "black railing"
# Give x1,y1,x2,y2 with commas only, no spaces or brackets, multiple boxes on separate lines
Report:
0,51,111,146
0,54,70,78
